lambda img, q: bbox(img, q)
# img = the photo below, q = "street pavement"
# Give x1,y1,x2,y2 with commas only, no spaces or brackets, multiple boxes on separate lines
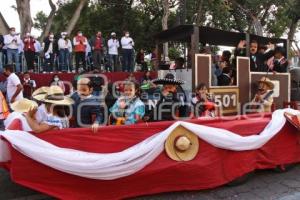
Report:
2,165,300,200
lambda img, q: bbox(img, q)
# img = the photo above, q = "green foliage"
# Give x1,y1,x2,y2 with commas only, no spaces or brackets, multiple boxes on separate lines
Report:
168,47,181,60
33,11,48,31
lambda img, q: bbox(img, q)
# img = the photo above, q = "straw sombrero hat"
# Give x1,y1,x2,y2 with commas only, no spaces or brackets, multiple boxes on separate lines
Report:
152,73,185,85
165,125,199,161
32,86,50,99
258,77,274,90
11,98,38,113
33,86,74,105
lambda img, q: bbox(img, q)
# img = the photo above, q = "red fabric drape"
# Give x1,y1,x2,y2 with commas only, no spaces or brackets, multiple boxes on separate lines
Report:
2,116,300,200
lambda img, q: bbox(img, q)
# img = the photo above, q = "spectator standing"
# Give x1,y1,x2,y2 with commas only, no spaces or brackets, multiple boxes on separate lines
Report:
22,71,36,99
0,33,4,72
23,32,36,72
43,33,58,72
90,31,105,70
136,49,147,71
2,64,23,104
272,47,288,73
58,32,72,72
107,32,120,72
121,31,134,72
4,27,22,73
73,30,87,72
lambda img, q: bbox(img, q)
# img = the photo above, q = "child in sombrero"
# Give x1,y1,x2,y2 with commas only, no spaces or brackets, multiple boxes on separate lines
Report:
23,86,74,133
251,77,274,112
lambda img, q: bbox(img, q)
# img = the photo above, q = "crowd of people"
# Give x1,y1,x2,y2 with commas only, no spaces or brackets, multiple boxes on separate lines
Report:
0,62,219,132
211,40,289,87
0,27,154,73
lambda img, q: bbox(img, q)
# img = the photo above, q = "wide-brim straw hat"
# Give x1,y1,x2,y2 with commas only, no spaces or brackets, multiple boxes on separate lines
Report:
11,98,38,113
34,86,74,105
165,125,199,161
258,76,274,90
32,86,50,99
152,73,185,85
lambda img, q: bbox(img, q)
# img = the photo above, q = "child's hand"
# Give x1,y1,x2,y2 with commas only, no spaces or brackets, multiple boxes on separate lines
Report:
119,100,126,109
91,123,99,133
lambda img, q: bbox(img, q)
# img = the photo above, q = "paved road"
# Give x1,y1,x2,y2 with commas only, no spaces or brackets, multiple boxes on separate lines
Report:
2,165,300,200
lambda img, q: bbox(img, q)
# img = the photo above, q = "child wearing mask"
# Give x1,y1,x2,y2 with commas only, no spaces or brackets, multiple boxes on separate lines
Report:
110,81,145,125
71,77,104,132
50,74,65,93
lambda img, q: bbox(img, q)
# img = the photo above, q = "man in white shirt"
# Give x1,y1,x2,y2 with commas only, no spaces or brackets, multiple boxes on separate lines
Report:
4,27,22,73
3,64,23,104
58,32,72,72
121,31,134,72
108,32,120,72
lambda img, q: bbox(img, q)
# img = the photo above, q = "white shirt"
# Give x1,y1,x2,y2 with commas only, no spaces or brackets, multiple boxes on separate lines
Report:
35,104,48,123
7,73,23,103
34,40,42,53
58,38,72,52
4,34,21,50
121,36,134,49
108,38,120,55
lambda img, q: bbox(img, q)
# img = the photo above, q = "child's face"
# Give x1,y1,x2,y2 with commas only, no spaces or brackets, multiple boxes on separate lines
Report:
24,74,30,80
78,84,92,97
124,84,135,98
164,84,177,93
197,87,207,95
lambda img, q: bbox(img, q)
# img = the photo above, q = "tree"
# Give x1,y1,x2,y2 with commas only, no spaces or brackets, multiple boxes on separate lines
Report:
16,0,33,37
162,0,170,59
66,0,89,34
40,0,57,41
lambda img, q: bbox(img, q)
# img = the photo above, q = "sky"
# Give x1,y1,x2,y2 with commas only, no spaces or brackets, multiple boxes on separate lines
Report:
0,0,299,48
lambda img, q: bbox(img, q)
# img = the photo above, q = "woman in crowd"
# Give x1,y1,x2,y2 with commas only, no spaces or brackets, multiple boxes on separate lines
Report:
191,83,216,118
50,74,65,93
109,81,145,125
23,85,73,133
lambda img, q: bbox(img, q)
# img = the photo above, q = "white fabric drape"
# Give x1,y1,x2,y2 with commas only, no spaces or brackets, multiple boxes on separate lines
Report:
0,109,299,180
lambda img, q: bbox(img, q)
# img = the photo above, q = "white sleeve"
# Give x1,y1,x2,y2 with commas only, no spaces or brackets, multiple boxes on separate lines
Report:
121,38,126,47
68,40,72,52
4,35,13,45
131,38,134,46
32,80,37,88
16,36,22,45
11,75,21,86
117,41,120,48
73,37,79,46
83,37,88,45
108,40,112,48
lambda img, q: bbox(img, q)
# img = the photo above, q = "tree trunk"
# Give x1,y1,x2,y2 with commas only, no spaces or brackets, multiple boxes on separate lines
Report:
40,0,56,42
288,17,300,44
162,0,170,60
251,16,263,36
16,0,33,37
195,0,204,26
66,0,89,35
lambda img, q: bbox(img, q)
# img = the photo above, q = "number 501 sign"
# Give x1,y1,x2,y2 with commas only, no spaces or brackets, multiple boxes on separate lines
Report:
209,88,239,114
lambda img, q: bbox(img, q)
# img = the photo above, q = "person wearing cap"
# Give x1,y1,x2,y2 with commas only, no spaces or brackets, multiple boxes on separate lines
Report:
251,77,274,112
42,32,58,72
24,85,73,133
73,30,88,72
151,73,184,121
58,32,72,72
90,31,105,71
23,32,36,72
71,77,104,132
107,32,120,72
121,31,134,72
4,27,22,72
